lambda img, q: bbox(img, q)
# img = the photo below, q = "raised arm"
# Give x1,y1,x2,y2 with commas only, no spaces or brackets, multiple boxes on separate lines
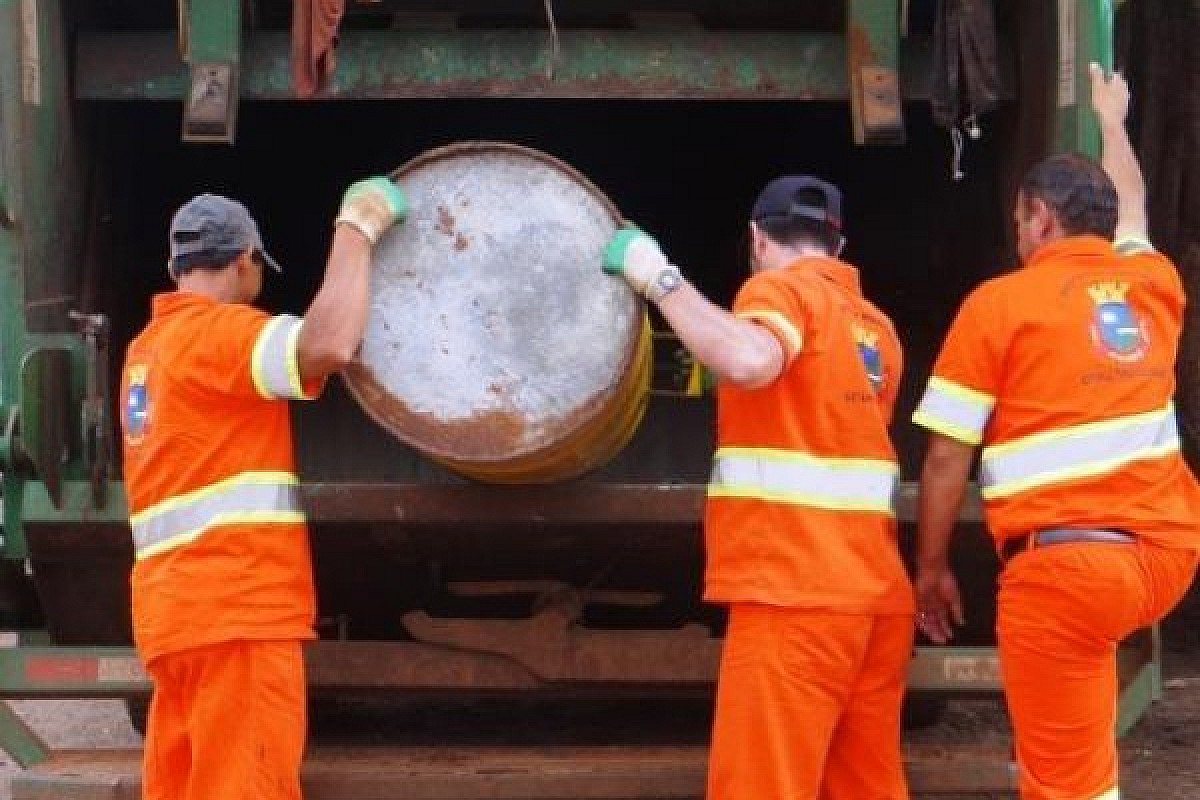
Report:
602,227,784,389
297,177,408,385
1089,63,1148,245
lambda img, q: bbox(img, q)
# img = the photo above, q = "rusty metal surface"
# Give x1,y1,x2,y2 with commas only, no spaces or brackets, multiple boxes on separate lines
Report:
403,589,721,684
343,141,646,482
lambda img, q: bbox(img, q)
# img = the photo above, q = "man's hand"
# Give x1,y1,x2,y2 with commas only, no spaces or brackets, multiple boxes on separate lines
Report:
336,177,409,245
915,564,965,645
603,225,673,298
1090,63,1129,127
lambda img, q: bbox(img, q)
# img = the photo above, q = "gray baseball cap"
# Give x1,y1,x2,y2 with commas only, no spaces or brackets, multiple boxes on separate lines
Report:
168,194,282,274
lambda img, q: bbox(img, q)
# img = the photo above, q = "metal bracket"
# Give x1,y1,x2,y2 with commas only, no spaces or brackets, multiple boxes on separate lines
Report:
846,0,906,145
68,312,110,509
179,0,241,143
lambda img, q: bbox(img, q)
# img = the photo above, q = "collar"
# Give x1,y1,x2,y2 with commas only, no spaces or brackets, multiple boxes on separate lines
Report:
150,290,220,318
783,256,862,295
1025,235,1114,269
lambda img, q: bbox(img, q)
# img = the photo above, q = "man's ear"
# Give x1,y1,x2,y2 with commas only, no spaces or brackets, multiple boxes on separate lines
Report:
1028,196,1059,239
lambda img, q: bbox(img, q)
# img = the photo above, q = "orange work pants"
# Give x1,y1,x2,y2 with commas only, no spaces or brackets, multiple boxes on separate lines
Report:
998,541,1197,800
707,604,914,800
142,639,307,800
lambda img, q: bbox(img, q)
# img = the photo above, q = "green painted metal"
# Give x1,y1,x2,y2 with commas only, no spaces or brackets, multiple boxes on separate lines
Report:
182,0,241,65
845,0,904,144
21,480,127,523
0,0,88,558
0,701,49,768
0,0,28,558
1055,0,1115,155
76,31,935,100
1116,654,1158,737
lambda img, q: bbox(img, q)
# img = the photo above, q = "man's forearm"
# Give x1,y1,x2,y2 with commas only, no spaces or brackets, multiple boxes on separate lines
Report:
916,436,974,570
656,283,783,389
1100,116,1148,240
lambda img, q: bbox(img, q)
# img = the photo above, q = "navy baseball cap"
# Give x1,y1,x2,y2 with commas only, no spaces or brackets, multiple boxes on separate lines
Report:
168,194,282,274
751,175,843,231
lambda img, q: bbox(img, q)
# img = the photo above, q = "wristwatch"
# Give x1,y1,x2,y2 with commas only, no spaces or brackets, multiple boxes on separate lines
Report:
647,265,684,303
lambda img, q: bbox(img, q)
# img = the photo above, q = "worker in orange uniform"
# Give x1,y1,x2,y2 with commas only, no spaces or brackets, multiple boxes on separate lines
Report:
912,65,1200,800
603,177,914,799
120,179,407,800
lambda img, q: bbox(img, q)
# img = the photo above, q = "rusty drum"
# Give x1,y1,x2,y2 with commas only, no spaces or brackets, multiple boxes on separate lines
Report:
342,142,652,483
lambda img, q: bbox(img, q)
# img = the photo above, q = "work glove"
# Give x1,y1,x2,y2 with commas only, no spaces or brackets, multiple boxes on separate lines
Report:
336,176,409,245
602,225,683,302
1089,62,1129,127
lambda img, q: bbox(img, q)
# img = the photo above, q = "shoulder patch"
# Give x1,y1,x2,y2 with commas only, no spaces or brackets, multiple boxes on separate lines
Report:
124,364,152,445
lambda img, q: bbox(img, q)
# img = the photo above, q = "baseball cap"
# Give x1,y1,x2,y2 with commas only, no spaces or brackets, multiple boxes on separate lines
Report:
168,194,282,274
750,175,843,231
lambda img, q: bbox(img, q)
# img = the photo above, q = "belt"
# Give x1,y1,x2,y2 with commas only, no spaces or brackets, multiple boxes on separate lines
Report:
1001,527,1136,563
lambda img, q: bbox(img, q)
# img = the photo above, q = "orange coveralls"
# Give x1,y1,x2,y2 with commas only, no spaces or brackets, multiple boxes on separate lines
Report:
913,235,1200,800
121,291,322,800
706,257,915,800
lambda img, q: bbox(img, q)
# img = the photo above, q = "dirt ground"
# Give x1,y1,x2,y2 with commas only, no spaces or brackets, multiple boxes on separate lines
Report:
1,597,1199,800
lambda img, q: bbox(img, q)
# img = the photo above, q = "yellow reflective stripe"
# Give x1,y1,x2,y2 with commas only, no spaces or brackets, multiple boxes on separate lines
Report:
714,446,897,474
981,405,1179,499
251,315,289,399
129,471,299,525
927,376,995,408
1113,234,1153,255
736,310,804,357
251,314,308,400
707,484,895,515
284,318,310,400
136,510,306,561
912,377,995,445
1089,787,1119,800
982,406,1172,460
912,409,984,446
709,447,897,514
982,441,1179,499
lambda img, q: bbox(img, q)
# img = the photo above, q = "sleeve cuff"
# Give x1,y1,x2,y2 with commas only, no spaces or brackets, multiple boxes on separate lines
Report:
252,315,319,400
736,309,804,363
1114,235,1154,256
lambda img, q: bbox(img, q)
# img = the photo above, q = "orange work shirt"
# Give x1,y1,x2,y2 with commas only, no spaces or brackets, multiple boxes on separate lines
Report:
913,235,1200,550
705,257,913,614
121,291,322,663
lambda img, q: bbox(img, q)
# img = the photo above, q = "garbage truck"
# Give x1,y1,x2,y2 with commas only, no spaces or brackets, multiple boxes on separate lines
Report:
0,0,1184,796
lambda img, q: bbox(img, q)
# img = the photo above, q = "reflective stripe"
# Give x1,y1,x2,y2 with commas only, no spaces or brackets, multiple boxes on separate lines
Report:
981,405,1179,499
1114,235,1153,256
708,447,898,514
251,314,309,400
130,471,303,559
1090,787,1119,800
735,310,804,357
912,376,996,445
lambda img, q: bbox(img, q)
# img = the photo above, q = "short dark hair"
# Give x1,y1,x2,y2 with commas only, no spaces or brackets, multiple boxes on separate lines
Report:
170,248,243,276
755,213,841,255
1019,153,1118,239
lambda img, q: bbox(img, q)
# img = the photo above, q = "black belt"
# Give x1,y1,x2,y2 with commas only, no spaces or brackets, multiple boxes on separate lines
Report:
1001,527,1136,563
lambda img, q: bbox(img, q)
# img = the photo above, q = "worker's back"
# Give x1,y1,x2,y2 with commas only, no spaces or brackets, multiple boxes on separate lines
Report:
121,291,316,664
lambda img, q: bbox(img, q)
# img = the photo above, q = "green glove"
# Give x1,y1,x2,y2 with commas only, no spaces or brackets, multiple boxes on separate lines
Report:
602,224,679,300
336,176,409,245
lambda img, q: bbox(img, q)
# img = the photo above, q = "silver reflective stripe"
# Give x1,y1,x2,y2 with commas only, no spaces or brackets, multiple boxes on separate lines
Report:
981,405,1180,499
131,476,302,559
1090,787,1119,800
708,448,898,514
252,314,307,400
1114,235,1153,256
912,376,995,445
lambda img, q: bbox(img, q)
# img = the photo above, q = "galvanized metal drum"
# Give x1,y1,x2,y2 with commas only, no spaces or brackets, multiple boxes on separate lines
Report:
342,142,652,483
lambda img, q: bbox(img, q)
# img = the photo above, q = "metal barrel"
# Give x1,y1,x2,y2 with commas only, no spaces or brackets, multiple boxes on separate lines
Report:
342,142,651,483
